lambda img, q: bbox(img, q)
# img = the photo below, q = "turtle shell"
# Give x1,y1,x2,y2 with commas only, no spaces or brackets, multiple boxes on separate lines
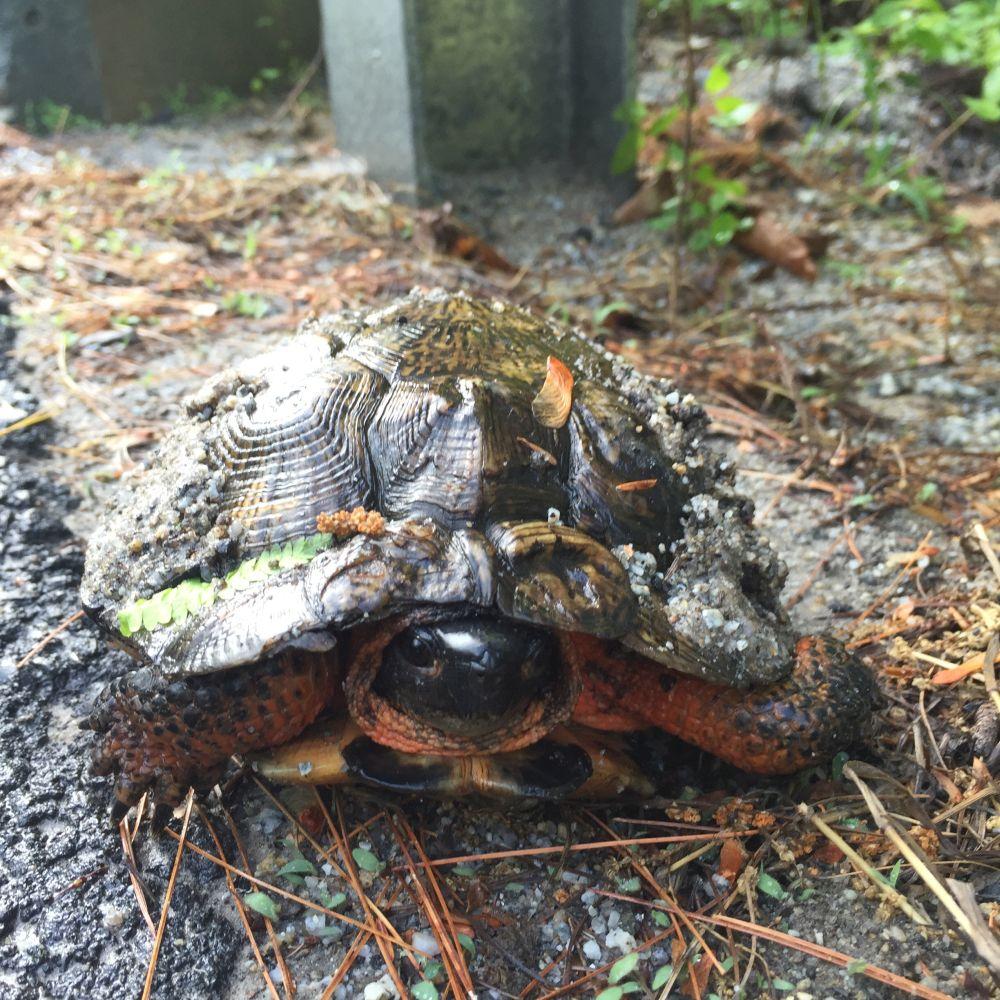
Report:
81,289,794,686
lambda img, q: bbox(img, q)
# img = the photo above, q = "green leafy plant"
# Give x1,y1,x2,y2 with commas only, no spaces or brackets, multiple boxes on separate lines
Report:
243,891,280,920
351,847,385,874
613,61,757,253
118,531,336,637
23,99,100,135
221,290,270,318
847,0,1000,122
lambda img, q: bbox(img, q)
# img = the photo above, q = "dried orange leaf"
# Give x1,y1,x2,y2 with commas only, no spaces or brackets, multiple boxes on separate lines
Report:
531,355,573,428
930,653,984,686
735,211,816,280
616,478,658,492
718,838,748,882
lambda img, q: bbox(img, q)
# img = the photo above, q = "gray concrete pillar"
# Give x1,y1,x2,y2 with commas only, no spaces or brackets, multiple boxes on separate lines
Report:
320,0,637,195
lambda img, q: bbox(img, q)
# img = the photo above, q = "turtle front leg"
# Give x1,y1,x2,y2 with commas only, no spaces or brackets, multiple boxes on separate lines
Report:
85,649,338,823
565,634,875,775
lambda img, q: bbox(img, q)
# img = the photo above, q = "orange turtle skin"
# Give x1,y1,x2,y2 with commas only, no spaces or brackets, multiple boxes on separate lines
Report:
87,651,337,822
87,627,873,816
564,633,873,775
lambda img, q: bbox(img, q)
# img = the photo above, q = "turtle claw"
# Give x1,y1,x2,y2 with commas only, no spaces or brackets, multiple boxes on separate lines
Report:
109,794,133,827
150,800,176,833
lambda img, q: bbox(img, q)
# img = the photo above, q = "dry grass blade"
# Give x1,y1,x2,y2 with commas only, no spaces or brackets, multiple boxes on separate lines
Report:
15,609,84,669
393,812,476,997
409,830,756,870
197,805,280,1000
981,632,1000,718
532,929,677,1000
118,804,156,937
0,405,56,438
161,829,407,946
973,523,1000,586
319,884,400,1000
314,791,417,959
855,530,934,625
141,790,194,1000
797,803,930,925
329,796,409,999
248,773,349,880
598,889,954,1000
844,764,1000,975
220,802,295,998
582,809,724,975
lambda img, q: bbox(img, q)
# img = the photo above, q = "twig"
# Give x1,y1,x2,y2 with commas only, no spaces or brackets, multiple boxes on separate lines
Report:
669,0,696,328
15,609,84,669
267,46,324,127
141,790,194,1000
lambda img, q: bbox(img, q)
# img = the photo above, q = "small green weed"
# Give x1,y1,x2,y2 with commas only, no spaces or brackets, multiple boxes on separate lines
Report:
221,290,270,319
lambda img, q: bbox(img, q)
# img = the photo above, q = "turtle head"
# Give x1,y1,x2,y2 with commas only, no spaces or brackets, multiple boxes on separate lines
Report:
372,616,559,739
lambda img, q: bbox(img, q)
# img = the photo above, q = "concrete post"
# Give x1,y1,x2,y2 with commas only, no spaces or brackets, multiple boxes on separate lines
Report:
320,0,637,195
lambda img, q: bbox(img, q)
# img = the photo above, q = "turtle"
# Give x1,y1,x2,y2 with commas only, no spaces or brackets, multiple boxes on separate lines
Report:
81,288,874,821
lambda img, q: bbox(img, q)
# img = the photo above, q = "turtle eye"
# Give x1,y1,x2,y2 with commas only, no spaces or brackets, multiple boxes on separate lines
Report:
401,630,435,670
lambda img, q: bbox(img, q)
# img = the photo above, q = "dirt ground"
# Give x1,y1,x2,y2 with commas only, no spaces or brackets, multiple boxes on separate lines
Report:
2,34,999,1000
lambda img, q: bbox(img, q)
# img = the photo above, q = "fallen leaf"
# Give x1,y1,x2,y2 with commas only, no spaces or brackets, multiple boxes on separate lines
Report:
930,653,984,685
531,356,574,428
718,838,748,882
612,172,674,226
954,199,1000,230
681,952,713,999
425,204,517,273
811,841,846,865
735,211,816,280
743,105,797,143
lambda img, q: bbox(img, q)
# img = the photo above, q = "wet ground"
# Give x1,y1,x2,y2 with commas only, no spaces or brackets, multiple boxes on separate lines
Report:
2,35,999,1000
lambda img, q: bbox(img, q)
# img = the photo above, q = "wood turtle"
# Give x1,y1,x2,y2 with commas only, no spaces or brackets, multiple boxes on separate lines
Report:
81,289,874,821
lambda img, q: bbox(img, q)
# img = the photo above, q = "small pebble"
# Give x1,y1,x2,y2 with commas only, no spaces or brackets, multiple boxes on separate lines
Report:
605,927,636,953
411,929,440,956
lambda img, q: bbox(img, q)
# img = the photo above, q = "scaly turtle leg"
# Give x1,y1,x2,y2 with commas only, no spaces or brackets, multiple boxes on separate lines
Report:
564,634,875,774
85,649,338,822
